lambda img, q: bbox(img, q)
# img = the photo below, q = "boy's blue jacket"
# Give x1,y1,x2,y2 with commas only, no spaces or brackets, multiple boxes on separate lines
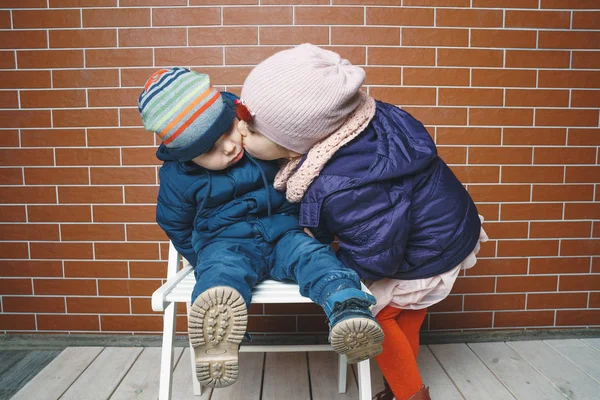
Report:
299,101,481,281
155,145,299,268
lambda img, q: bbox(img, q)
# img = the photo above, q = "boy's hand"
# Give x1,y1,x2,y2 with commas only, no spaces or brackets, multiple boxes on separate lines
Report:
304,228,315,238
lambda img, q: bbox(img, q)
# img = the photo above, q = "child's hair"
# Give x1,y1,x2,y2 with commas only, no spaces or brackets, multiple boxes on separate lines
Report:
241,44,366,154
138,67,237,162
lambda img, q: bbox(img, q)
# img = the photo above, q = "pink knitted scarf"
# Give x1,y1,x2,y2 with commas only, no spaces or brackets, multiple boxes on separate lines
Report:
274,92,377,203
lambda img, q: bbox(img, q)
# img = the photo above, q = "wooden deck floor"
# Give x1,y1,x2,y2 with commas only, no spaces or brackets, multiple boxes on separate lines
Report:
3,338,600,399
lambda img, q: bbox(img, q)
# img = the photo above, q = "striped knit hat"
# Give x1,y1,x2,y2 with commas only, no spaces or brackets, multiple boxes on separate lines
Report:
138,67,236,162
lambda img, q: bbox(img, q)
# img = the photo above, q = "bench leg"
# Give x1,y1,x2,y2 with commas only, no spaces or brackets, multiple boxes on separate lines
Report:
357,359,372,400
187,302,202,396
338,353,348,393
159,302,176,400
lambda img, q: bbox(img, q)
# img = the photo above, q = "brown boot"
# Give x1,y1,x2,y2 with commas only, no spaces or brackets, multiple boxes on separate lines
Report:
372,378,394,400
407,385,431,400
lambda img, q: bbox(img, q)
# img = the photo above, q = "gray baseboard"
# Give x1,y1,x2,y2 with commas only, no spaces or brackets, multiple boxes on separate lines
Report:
2,328,599,350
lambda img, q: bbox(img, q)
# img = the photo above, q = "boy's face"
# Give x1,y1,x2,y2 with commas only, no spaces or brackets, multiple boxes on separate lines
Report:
191,119,245,170
237,120,300,161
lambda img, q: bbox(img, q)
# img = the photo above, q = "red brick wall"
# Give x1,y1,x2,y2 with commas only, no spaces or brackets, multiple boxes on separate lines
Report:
0,0,598,335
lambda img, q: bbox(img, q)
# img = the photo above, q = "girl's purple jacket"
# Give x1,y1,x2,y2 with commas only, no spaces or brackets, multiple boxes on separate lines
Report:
299,101,481,281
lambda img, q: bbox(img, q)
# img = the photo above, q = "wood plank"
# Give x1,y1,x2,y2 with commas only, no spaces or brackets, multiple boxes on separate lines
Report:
211,352,264,400
469,342,569,400
60,347,143,400
418,346,464,400
308,352,359,399
429,343,515,400
509,340,600,400
0,351,30,376
545,339,600,383
172,348,212,400
0,350,61,400
11,347,102,400
582,338,600,352
262,352,310,400
110,347,183,400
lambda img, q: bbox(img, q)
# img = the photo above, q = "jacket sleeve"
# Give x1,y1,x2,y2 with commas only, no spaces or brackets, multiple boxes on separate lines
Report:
321,181,412,280
156,167,199,267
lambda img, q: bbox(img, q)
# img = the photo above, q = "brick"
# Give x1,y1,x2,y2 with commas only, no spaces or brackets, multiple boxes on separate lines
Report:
189,27,258,46
437,49,503,68
561,240,600,257
0,206,27,222
368,7,433,26
101,315,162,332
0,187,56,204
152,7,219,26
437,9,502,28
155,47,222,66
497,276,558,293
297,6,363,25
429,295,463,312
0,71,51,89
223,6,291,25
30,242,94,260
82,8,150,27
118,108,141,127
120,148,159,166
438,146,466,164
0,11,10,28
61,224,125,241
502,166,564,183
471,29,537,48
51,0,117,5
0,242,29,259
259,27,329,45
67,297,130,314
590,292,600,308
368,47,434,66
64,261,128,278
470,109,534,127
194,66,252,85
477,240,497,257
403,0,468,5
401,107,467,125
470,147,532,165
127,224,167,241
506,11,570,29
13,10,80,28
468,185,530,203
120,67,155,87
430,312,492,330
129,261,167,278
501,203,563,221
479,221,529,239
0,314,36,331
404,68,469,87
437,128,501,145
21,129,86,147
572,51,600,69
0,279,32,295
28,205,91,222
556,310,600,327
572,91,600,108
86,48,153,68
540,71,600,89
0,223,59,241
363,67,402,85
0,130,19,147
248,316,296,332
535,148,597,165
472,69,536,88
119,28,186,47
55,148,120,167
125,186,159,204
504,128,566,146
529,293,588,310
506,90,569,107
450,166,499,183
532,185,594,202
0,52,15,69
332,27,400,45
131,298,162,315
497,239,560,257
91,167,156,184
53,109,118,128
566,166,600,183
53,69,119,89
0,31,47,49
38,315,100,331
34,278,97,295
541,0,599,8
98,279,160,296
0,91,18,108
540,31,600,50
474,0,538,7
565,203,600,219
93,205,155,222
495,311,555,327
369,87,435,106
0,168,23,185
560,274,600,291
50,29,116,48
17,50,84,70
24,167,88,185
297,316,329,332
20,90,86,109
326,46,367,65
438,88,503,107
530,257,591,274
88,88,141,108
0,110,51,129
265,0,327,3
89,128,154,147
506,50,570,70
451,277,495,294
3,297,66,313
531,221,592,238
403,28,468,47
464,294,525,311
95,243,159,260
536,109,599,127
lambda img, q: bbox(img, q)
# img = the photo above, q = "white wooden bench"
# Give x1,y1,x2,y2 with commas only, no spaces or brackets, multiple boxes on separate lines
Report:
152,242,373,400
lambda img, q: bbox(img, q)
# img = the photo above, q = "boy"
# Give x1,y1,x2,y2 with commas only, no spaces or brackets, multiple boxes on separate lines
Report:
138,68,384,388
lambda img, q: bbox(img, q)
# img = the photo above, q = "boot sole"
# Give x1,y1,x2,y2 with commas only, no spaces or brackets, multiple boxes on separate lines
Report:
330,317,384,364
188,286,247,388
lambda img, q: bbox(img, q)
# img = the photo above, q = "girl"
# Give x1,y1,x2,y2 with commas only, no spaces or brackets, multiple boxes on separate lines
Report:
236,44,488,400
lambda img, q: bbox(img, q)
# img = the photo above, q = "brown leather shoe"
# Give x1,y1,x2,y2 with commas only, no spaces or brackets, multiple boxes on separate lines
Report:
372,379,394,400
408,385,431,400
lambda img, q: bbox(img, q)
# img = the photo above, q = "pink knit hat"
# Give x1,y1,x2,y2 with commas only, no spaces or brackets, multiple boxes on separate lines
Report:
241,44,366,154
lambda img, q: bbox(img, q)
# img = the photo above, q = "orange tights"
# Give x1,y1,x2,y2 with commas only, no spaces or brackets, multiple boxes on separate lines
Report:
375,306,427,400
